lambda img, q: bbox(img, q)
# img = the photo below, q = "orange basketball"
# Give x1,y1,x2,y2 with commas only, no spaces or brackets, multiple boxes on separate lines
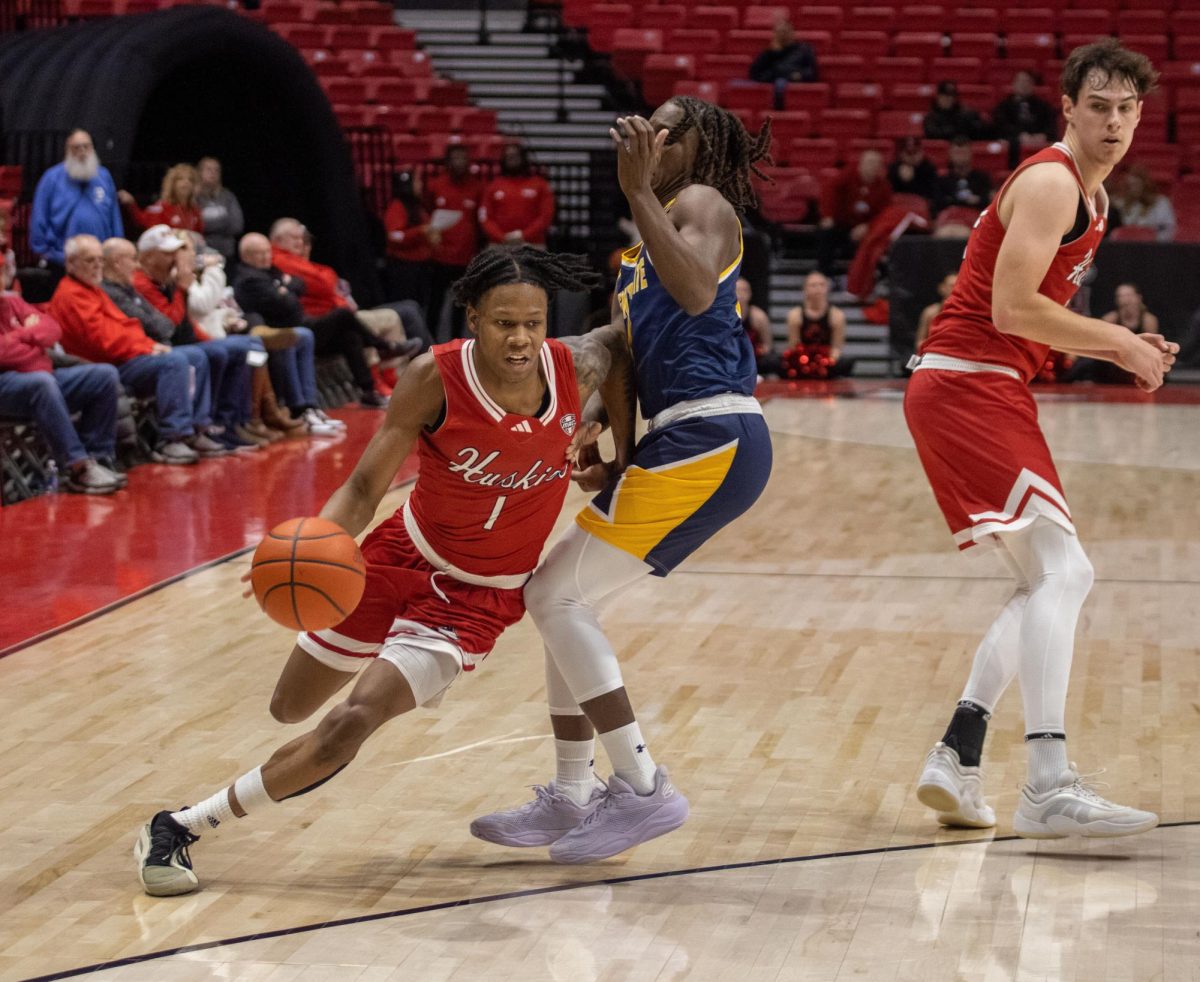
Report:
250,517,366,632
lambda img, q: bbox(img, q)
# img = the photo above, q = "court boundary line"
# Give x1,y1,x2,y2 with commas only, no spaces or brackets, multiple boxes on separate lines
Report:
0,478,416,662
20,820,1200,982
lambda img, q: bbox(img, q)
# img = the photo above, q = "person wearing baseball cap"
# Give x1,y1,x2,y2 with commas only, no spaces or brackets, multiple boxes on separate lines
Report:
924,80,987,142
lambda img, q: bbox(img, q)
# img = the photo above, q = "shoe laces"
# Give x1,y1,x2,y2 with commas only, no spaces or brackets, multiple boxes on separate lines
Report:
1066,765,1112,804
149,821,199,868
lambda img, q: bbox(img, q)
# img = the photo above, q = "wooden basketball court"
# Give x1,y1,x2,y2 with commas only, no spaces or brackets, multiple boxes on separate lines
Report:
2,387,1198,981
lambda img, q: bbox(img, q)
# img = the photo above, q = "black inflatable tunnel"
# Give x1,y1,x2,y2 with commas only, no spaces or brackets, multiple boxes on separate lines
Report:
0,6,378,299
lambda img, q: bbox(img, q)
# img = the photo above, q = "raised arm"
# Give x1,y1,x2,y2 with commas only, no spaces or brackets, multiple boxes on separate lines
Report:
559,320,636,465
611,116,740,315
319,353,444,537
992,165,1173,389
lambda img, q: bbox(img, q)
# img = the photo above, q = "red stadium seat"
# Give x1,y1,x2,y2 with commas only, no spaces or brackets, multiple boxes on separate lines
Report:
700,53,753,79
844,137,892,159
582,5,633,51
305,52,351,78
447,107,498,134
935,205,981,232
787,138,840,169
835,31,889,58
889,83,936,112
820,55,870,84
370,78,425,104
327,25,372,49
322,77,368,105
274,23,327,47
957,83,992,109
366,104,416,131
893,32,945,60
332,105,371,129
876,110,924,138
835,82,885,112
1058,10,1115,37
1117,10,1167,35
1004,34,1056,65
930,58,984,85
756,172,821,224
370,27,416,52
844,6,896,34
741,5,789,30
427,80,470,106
640,5,686,29
796,6,846,31
1123,36,1169,65
0,166,22,197
260,0,312,23
610,27,663,78
691,5,740,33
673,79,721,102
722,83,775,111
1175,36,1200,61
948,8,998,34
784,82,832,111
896,6,946,32
643,53,696,105
951,34,998,60
725,30,773,58
391,135,433,165
666,28,721,58
1174,88,1200,113
875,57,926,83
1008,8,1057,34
765,111,816,152
817,108,874,140
969,141,1010,174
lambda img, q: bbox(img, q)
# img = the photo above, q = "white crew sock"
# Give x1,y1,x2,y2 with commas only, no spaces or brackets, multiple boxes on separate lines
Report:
555,738,601,805
1026,736,1070,793
171,766,273,834
598,721,657,795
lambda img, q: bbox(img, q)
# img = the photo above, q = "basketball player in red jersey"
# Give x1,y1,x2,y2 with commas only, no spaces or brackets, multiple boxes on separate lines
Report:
133,247,633,896
906,40,1177,839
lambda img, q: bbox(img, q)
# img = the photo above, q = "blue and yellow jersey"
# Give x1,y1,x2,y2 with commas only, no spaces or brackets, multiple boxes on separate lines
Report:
614,220,756,421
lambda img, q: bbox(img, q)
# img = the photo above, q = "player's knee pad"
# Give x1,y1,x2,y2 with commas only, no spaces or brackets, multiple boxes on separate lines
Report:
378,636,463,709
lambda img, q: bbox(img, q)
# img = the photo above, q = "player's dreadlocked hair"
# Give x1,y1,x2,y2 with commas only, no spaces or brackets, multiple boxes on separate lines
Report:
452,246,603,309
664,96,773,212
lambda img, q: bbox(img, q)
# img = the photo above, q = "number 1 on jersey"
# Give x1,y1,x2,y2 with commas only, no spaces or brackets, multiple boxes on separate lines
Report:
483,495,508,531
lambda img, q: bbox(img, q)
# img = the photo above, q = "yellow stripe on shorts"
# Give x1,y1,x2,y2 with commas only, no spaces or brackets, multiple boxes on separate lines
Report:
575,440,738,561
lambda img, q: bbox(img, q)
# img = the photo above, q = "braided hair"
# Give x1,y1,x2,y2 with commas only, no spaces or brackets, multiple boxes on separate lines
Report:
664,96,773,212
452,245,603,309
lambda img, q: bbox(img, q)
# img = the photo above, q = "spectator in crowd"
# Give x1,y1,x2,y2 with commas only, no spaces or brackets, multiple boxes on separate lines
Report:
749,18,818,110
923,81,987,142
0,254,124,493
888,136,938,205
1110,164,1176,242
268,217,425,356
30,129,124,275
0,207,18,295
49,234,221,464
991,70,1057,166
784,270,854,378
933,137,992,215
234,231,388,411
383,169,437,311
1068,282,1159,384
915,271,957,350
118,164,205,236
736,276,780,378
817,149,892,275
480,143,556,249
101,236,175,342
424,144,482,340
194,157,244,264
132,225,262,451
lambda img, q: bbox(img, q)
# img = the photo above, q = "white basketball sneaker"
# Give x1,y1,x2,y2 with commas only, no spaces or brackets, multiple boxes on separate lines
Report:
1013,764,1159,839
916,742,996,829
470,781,606,847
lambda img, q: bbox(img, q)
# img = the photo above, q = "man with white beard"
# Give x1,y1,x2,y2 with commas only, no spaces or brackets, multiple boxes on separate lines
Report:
30,129,124,274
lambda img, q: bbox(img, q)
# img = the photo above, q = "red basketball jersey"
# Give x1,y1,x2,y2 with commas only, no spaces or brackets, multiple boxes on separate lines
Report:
923,142,1109,383
406,337,580,579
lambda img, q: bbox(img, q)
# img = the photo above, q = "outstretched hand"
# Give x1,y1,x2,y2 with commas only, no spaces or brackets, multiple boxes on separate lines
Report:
1127,333,1179,392
609,115,667,199
240,568,254,600
566,420,619,492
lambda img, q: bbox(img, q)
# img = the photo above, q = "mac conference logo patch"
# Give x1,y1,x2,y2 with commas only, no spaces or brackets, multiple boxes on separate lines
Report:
559,413,577,436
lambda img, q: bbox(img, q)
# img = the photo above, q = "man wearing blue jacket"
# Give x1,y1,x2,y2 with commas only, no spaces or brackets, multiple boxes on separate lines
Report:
30,130,124,272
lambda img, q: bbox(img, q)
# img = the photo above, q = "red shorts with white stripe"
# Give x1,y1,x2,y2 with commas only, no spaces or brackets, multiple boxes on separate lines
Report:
904,368,1074,551
297,512,527,671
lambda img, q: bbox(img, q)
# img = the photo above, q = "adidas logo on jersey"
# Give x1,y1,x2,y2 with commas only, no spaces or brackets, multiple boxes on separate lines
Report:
510,421,533,433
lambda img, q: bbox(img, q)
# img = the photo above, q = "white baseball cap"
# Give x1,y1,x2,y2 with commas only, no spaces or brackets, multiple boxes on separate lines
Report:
137,224,183,254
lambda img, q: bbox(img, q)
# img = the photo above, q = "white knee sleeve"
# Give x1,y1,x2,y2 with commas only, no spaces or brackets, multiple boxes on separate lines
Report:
378,636,463,709
526,525,652,706
545,646,582,716
960,548,1030,713
1002,518,1094,733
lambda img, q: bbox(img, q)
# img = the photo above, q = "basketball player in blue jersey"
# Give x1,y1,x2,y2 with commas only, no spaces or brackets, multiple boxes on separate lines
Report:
472,97,775,863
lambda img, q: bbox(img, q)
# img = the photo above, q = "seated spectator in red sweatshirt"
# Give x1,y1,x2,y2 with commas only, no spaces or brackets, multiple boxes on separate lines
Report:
480,144,555,248
268,217,423,355
817,149,892,275
0,261,124,493
118,164,205,236
49,233,221,464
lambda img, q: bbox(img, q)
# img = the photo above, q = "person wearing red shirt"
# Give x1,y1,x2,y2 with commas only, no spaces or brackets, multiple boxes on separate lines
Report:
49,234,214,464
383,169,437,312
119,163,205,236
480,144,556,248
424,145,482,340
817,149,892,275
0,272,123,493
